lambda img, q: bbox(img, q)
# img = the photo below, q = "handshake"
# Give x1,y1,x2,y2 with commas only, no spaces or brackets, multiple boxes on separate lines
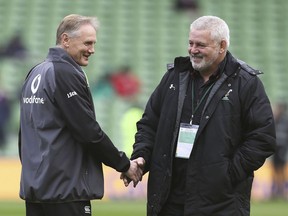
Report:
120,157,145,187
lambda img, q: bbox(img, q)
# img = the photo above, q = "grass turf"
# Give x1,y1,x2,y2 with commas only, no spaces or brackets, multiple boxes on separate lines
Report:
0,199,287,215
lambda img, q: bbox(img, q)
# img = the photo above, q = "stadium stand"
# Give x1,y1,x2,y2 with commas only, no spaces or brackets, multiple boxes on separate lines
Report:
0,0,288,153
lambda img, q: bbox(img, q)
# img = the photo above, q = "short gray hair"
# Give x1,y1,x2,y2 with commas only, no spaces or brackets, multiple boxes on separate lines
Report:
190,16,230,47
56,14,100,45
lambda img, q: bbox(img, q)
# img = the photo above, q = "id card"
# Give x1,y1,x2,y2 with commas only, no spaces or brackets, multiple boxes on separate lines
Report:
175,123,199,159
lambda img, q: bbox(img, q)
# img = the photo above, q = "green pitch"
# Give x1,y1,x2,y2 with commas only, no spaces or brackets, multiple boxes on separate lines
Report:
0,200,287,216
0,200,146,216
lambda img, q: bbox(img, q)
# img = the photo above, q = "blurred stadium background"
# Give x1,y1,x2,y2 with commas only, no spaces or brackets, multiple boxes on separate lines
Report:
0,0,288,215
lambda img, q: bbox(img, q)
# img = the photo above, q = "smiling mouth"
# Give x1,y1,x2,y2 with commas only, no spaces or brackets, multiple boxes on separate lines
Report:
191,54,203,58
191,55,202,62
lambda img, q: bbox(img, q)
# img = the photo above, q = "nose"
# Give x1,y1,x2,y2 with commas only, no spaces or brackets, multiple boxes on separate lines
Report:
188,45,199,55
88,45,95,54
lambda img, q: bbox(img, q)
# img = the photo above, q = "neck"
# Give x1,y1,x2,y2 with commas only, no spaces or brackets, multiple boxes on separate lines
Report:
201,74,211,83
199,68,216,83
199,55,226,82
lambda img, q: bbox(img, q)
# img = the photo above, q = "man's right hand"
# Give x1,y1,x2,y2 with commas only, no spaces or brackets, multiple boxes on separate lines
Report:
121,157,145,187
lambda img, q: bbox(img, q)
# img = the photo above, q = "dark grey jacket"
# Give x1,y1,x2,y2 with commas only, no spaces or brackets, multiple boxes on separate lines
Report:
19,47,130,202
131,52,276,216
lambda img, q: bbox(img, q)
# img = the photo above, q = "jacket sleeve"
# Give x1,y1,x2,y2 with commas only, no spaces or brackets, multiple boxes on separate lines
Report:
53,63,130,172
229,74,276,183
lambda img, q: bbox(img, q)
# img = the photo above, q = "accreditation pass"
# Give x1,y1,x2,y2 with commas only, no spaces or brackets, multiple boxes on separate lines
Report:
175,123,199,159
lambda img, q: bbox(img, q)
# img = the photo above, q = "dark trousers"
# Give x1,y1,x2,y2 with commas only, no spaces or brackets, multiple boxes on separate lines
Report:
25,200,91,216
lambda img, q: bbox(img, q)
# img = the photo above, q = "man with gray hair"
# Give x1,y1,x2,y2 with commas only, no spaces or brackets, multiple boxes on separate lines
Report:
123,15,276,215
19,14,143,216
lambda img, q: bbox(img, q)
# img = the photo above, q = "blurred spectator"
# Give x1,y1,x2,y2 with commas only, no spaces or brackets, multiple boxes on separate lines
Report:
121,104,143,157
174,0,198,11
91,66,140,99
271,102,288,199
92,65,142,155
110,66,140,99
110,66,142,156
0,90,11,149
0,31,27,60
91,72,114,98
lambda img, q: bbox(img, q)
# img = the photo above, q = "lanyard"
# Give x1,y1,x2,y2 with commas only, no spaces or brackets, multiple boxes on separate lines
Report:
82,70,90,87
190,79,214,124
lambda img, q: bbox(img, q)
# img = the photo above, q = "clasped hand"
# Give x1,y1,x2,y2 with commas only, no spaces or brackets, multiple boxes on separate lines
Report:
120,157,145,187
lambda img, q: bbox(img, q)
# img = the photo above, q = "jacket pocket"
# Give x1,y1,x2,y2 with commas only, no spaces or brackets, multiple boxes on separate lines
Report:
198,160,233,202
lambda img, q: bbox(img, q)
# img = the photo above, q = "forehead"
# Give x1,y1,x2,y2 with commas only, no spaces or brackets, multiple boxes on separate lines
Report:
189,29,212,42
76,24,97,40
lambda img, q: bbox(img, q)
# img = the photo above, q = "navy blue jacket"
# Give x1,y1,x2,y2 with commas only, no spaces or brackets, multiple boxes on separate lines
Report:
19,47,130,202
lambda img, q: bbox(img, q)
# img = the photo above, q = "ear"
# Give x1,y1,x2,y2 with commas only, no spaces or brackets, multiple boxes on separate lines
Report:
61,33,70,48
219,40,227,54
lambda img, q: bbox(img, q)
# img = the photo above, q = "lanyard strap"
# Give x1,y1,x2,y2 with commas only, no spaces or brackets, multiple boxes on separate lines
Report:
190,79,214,124
82,70,90,87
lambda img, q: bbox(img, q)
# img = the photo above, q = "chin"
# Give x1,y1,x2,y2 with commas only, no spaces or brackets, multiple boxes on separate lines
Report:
192,63,200,70
80,61,89,67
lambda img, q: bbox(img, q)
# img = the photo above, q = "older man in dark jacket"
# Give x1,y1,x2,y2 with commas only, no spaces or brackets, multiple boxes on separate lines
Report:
19,14,142,216
124,16,276,216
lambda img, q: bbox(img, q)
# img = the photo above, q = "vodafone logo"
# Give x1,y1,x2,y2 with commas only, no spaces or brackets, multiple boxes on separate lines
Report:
31,74,41,94
22,74,45,104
